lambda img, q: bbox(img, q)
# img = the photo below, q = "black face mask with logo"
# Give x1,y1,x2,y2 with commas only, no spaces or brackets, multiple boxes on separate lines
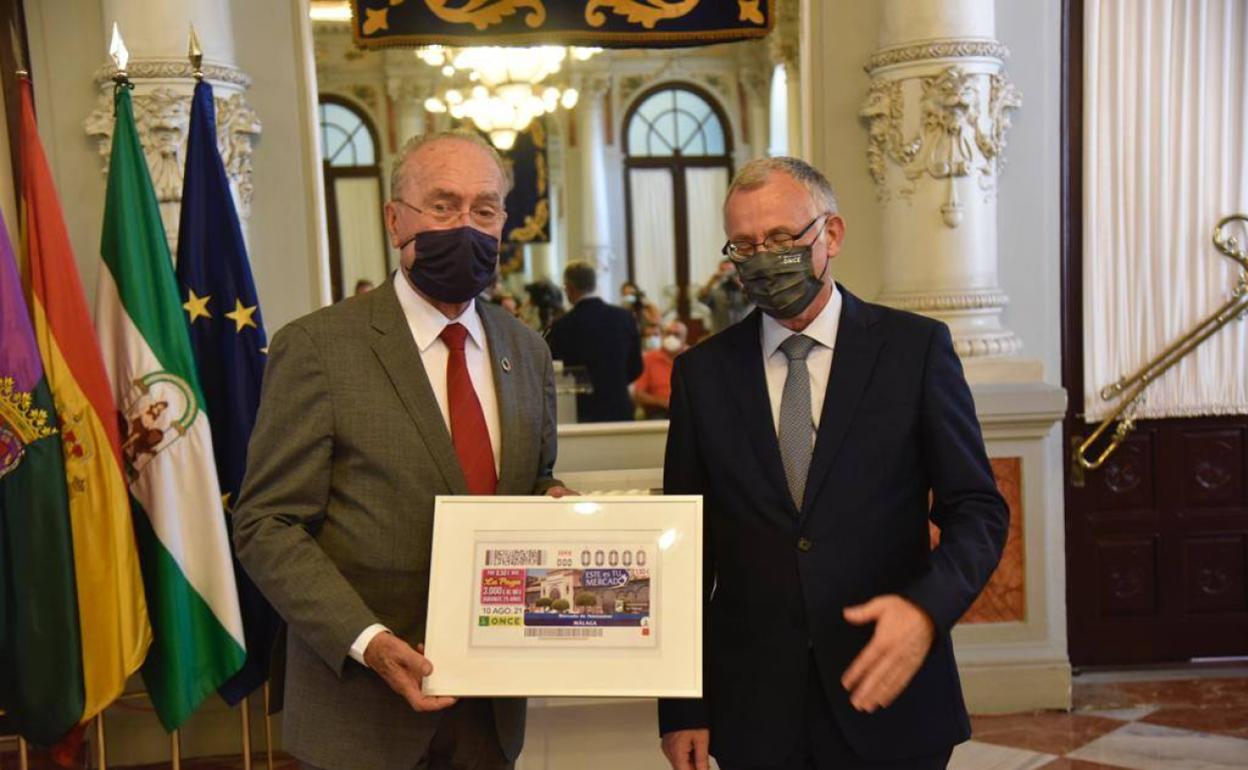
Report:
401,226,499,304
734,244,828,320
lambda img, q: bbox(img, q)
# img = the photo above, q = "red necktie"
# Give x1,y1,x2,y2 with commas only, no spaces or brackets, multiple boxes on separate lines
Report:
440,323,498,495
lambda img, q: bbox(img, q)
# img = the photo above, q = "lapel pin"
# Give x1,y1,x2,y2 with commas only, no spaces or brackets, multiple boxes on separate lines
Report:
501,357,512,373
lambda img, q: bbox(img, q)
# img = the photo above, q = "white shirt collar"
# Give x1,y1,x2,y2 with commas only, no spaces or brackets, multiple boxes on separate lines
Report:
392,271,486,353
760,282,843,359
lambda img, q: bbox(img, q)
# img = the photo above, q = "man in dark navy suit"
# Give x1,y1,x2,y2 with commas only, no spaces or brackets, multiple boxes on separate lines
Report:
657,158,1008,770
547,260,643,422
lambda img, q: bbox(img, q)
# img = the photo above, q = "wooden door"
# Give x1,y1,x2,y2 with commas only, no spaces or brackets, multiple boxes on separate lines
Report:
1061,0,1248,665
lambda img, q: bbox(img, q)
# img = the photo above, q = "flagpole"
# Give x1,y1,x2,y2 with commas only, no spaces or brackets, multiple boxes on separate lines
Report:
240,696,252,770
95,712,108,769
263,683,275,770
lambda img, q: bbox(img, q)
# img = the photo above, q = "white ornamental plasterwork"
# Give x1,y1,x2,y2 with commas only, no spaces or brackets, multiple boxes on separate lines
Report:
860,64,1020,226
85,87,261,219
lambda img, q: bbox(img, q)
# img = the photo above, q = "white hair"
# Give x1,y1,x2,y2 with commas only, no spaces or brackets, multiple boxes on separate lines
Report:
724,156,839,214
389,130,514,200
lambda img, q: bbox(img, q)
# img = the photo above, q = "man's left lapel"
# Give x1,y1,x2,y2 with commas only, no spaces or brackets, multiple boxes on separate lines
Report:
478,301,526,495
801,288,883,518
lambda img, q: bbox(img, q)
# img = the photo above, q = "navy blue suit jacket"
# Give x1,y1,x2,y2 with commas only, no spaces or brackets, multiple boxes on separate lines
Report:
547,297,643,422
657,287,1008,764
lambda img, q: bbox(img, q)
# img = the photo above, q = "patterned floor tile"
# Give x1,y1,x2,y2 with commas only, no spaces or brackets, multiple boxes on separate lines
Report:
1068,722,1248,770
950,740,1056,770
970,712,1125,755
1035,759,1138,769
1141,707,1248,740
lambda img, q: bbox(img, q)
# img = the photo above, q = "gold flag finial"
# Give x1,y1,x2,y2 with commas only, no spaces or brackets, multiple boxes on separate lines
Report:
188,24,203,81
109,22,130,84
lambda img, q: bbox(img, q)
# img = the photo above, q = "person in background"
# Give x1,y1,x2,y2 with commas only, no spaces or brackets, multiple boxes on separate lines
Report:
641,320,663,352
633,319,687,419
620,280,662,330
521,279,565,337
697,258,752,334
548,261,643,422
354,278,375,296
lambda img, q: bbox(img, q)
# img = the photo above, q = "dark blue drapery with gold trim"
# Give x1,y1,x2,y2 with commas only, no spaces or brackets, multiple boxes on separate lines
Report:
353,1,773,49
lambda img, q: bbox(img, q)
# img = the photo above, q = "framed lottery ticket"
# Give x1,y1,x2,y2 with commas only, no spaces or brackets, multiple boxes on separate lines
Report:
422,495,702,698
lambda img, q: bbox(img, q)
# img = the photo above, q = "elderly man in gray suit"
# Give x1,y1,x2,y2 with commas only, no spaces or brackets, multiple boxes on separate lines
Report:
234,131,571,770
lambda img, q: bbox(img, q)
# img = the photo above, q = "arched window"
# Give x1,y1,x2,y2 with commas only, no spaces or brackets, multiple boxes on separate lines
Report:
320,99,377,166
623,84,733,333
318,95,387,301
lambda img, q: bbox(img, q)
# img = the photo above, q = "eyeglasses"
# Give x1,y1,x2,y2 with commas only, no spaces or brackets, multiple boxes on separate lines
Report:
722,214,828,262
393,198,507,228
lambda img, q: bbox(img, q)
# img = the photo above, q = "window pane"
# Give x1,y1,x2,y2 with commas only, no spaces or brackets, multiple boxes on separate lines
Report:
352,132,376,165
703,118,725,155
675,89,711,124
673,111,701,153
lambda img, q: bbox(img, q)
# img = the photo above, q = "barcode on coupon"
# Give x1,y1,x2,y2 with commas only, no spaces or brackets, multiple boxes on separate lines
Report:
524,628,604,638
485,549,546,566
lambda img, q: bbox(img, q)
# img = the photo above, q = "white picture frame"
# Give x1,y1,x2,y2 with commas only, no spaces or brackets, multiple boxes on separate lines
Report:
423,495,703,698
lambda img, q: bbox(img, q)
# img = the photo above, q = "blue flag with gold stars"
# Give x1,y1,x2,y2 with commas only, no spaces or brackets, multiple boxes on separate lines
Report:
175,79,279,706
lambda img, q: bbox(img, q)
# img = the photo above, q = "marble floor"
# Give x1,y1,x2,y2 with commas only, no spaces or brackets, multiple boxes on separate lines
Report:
4,670,1247,769
955,669,1248,770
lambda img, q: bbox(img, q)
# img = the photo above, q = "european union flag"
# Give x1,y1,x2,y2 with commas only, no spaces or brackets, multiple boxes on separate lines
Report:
175,79,279,705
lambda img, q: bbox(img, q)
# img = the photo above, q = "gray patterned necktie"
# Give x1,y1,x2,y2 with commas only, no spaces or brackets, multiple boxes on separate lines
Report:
778,334,817,512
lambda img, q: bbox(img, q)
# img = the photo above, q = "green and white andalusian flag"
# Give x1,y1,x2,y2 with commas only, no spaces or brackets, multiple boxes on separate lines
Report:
94,84,245,731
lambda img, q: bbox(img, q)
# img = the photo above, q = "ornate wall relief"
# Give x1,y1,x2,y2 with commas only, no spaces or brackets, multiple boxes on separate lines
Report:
84,62,261,227
861,63,1020,227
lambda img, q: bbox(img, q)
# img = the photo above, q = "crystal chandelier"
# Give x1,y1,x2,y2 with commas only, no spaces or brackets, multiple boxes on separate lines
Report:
418,45,599,150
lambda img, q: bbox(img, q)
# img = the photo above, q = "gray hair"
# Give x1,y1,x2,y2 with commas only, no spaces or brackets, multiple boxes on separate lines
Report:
563,260,597,294
724,156,839,214
389,130,514,200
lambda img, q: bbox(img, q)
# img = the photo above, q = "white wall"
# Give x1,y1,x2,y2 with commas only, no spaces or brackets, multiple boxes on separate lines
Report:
25,0,108,307
230,0,329,330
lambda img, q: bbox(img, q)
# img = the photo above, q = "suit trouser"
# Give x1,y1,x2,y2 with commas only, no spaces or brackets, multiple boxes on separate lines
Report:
299,697,512,770
717,655,953,770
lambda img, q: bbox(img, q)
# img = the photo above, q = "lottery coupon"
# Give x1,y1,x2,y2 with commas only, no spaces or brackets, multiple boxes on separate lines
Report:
470,539,657,648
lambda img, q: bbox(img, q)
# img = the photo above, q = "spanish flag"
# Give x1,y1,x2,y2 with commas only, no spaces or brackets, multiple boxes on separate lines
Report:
18,75,151,725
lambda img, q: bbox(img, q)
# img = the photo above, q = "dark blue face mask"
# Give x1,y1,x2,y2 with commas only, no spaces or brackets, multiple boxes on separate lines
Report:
401,226,499,304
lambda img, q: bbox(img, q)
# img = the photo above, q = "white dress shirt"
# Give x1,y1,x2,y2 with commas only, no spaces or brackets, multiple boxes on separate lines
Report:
760,284,843,438
350,274,503,664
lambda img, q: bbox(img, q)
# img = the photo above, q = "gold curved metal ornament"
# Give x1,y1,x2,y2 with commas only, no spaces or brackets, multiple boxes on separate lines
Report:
1075,214,1248,471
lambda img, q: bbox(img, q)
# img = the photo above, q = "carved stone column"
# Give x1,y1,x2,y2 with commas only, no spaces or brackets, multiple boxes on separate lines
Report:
578,76,614,292
860,0,1039,382
85,0,260,254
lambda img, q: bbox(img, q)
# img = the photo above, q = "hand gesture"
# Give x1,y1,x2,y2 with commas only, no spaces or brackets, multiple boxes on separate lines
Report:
363,633,457,712
841,595,935,713
660,729,710,770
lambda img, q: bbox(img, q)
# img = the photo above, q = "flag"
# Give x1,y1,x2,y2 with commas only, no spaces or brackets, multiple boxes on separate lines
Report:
18,75,152,726
176,79,279,704
0,205,83,745
94,82,245,731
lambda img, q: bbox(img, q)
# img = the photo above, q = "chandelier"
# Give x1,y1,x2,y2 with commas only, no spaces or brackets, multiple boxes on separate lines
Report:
418,45,599,150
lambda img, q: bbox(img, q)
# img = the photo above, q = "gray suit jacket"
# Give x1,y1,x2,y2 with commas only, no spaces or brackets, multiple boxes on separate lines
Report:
233,278,561,770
